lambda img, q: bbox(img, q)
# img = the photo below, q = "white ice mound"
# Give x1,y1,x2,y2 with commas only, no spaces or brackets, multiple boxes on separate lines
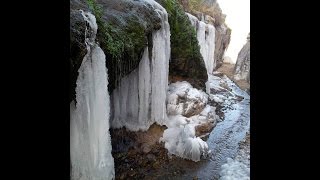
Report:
161,124,209,162
167,81,208,117
219,158,250,180
161,81,217,162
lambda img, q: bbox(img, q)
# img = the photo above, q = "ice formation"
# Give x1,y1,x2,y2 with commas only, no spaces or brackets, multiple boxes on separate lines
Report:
219,158,250,180
161,81,218,162
111,0,170,131
186,13,216,74
166,81,208,117
161,124,209,162
70,11,114,180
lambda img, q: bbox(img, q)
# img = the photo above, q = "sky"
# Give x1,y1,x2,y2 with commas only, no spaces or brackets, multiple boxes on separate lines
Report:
217,0,250,64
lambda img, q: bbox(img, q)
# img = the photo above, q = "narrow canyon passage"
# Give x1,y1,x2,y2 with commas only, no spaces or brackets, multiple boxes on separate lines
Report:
70,0,250,179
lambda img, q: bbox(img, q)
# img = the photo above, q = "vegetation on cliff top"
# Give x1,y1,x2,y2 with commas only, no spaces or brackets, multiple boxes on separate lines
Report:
179,0,226,26
88,0,145,61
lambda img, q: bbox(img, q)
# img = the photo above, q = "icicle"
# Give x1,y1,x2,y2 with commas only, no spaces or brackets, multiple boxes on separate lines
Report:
186,12,216,75
70,10,114,180
110,0,170,131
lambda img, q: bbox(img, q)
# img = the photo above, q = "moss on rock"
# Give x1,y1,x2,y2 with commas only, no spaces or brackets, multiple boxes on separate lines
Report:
92,0,162,92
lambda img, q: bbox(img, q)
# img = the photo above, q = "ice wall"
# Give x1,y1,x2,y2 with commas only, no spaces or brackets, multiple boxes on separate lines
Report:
111,0,170,131
70,10,114,180
186,13,216,74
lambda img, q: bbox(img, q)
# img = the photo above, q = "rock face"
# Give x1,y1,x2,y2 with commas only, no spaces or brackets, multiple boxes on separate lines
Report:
178,0,190,11
178,0,231,70
234,33,250,83
215,23,231,69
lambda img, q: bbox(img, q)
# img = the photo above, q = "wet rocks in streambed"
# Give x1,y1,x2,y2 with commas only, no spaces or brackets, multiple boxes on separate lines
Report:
195,122,216,140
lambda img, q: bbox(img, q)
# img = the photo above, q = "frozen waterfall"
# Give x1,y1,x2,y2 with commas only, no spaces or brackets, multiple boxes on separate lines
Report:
70,10,114,180
111,0,170,131
187,13,216,74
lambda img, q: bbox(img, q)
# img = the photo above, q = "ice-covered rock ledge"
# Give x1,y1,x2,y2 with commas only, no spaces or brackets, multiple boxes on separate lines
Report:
160,81,218,162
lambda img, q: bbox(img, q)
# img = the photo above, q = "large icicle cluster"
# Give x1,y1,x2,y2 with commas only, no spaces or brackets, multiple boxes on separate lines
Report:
111,0,170,131
187,13,216,74
70,10,114,180
160,81,218,162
